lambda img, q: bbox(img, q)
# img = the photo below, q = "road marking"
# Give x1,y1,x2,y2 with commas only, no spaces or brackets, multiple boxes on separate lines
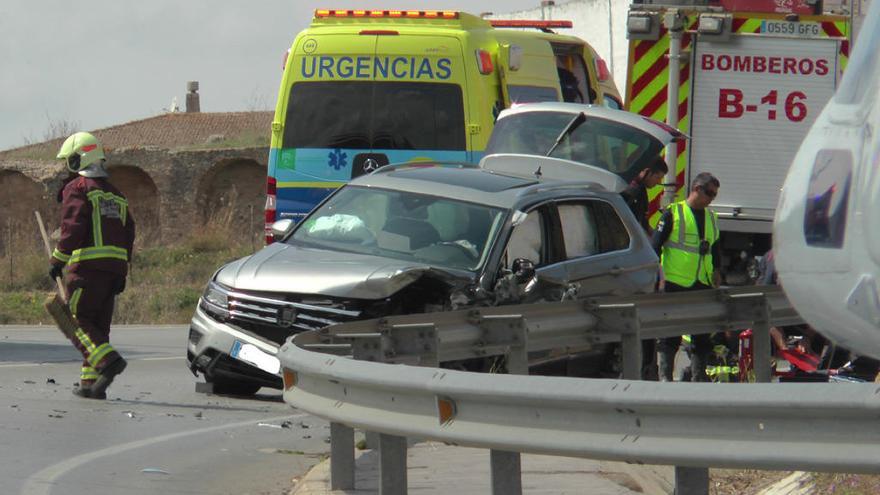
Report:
20,412,309,495
0,356,183,368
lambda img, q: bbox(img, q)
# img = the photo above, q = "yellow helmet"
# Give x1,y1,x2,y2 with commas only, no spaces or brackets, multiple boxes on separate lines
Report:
57,132,107,177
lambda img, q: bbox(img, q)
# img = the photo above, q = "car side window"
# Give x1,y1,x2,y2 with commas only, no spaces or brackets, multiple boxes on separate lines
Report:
558,203,598,258
505,209,545,267
558,200,630,257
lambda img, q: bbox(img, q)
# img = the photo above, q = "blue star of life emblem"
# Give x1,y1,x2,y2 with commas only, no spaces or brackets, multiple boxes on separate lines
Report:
328,149,348,171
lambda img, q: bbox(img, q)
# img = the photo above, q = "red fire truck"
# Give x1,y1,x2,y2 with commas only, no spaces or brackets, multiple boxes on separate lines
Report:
624,0,851,282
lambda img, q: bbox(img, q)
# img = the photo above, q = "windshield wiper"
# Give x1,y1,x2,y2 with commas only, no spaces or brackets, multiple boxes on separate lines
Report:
545,112,587,157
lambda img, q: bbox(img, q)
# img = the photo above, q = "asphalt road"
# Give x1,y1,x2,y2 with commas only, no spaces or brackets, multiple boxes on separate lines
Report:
0,325,329,495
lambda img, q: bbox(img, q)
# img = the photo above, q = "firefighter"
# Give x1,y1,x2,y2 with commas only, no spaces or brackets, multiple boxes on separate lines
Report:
50,132,135,399
620,156,669,380
651,172,721,382
621,156,668,237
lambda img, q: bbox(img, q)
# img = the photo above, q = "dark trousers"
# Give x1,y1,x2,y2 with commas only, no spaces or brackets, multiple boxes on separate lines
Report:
657,281,714,382
65,270,124,381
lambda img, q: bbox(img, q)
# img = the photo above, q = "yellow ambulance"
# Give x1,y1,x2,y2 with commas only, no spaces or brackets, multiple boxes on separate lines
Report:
265,8,617,236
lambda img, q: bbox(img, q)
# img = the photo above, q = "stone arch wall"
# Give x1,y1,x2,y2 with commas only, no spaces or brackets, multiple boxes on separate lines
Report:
195,158,265,240
0,170,51,254
107,165,161,246
1,147,268,248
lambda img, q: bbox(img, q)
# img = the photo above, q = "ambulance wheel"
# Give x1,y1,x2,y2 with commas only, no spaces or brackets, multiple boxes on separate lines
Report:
208,376,261,396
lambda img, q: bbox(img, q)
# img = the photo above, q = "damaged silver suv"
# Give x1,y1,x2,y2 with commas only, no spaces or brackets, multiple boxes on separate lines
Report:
188,161,658,394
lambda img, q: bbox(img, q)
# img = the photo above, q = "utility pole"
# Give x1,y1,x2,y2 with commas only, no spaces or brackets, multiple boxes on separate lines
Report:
663,9,686,207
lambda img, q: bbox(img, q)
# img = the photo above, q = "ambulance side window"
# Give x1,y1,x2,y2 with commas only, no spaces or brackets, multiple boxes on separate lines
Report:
555,54,595,104
508,86,559,104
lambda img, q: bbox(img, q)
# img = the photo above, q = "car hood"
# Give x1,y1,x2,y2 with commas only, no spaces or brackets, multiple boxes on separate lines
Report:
215,242,466,299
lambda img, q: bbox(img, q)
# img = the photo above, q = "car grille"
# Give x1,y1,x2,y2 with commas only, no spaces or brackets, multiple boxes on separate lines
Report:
223,289,363,344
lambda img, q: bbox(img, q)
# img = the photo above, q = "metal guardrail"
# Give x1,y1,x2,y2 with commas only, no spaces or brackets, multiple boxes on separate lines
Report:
278,286,880,494
296,285,798,369
282,343,880,471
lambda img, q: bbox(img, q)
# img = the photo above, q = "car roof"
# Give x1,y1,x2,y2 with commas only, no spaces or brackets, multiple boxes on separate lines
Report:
350,162,608,208
497,102,686,143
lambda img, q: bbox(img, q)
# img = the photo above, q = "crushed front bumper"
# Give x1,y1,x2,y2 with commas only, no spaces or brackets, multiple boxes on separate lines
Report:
187,303,284,389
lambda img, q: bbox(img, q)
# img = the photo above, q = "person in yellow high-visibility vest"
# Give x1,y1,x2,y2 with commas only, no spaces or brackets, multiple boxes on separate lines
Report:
651,172,721,381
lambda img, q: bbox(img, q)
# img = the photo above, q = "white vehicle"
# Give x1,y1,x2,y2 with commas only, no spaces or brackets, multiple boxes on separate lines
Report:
774,1,880,359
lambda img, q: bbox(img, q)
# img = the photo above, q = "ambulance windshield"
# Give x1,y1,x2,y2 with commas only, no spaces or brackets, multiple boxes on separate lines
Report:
283,81,466,151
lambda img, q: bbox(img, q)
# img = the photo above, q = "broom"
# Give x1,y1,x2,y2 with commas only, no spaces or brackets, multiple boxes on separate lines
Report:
35,211,78,340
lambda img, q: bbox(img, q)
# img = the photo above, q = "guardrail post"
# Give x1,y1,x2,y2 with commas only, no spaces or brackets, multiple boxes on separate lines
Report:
589,303,642,379
379,433,407,495
674,466,709,495
619,306,643,380
330,422,355,490
490,450,523,494
488,318,527,495
752,298,772,383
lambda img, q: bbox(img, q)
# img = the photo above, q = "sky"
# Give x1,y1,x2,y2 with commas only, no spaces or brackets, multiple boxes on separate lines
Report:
0,0,546,151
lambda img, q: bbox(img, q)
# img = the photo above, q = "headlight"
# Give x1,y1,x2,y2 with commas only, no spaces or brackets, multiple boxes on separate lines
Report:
203,282,229,309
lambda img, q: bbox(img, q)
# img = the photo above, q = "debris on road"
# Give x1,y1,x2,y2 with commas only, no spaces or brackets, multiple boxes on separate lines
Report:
142,468,170,475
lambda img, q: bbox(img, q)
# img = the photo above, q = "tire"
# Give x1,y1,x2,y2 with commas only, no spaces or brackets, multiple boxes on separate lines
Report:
207,376,262,396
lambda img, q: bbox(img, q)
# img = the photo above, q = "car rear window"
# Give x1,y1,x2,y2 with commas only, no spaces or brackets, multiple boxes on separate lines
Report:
485,111,664,183
284,81,466,151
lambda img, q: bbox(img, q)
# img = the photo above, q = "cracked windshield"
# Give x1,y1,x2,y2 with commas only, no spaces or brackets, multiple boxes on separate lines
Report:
288,186,504,271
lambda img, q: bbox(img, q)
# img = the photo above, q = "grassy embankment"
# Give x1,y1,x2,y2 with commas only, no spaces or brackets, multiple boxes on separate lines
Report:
0,208,257,325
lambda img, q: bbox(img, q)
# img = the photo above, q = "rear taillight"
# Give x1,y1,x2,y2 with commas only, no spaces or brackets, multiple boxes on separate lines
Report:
475,49,494,75
265,177,277,244
282,49,289,71
595,56,611,82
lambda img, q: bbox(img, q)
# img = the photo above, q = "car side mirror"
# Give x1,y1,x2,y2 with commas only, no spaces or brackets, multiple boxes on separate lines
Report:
511,258,536,284
271,219,295,241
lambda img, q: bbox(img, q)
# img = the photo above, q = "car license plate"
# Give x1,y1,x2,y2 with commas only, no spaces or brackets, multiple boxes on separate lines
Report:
230,340,281,375
760,20,822,38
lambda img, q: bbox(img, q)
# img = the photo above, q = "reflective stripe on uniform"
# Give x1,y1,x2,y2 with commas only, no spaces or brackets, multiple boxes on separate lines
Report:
69,288,83,317
73,316,118,367
52,248,71,263
86,190,129,234
80,366,99,381
707,365,740,382
87,343,116,368
68,246,129,264
74,328,97,354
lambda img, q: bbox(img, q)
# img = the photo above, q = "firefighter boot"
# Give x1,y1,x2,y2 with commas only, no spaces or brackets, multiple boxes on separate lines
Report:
90,357,127,398
72,382,107,400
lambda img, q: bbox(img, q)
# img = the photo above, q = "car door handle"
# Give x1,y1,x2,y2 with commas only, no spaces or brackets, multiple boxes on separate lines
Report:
609,266,623,276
